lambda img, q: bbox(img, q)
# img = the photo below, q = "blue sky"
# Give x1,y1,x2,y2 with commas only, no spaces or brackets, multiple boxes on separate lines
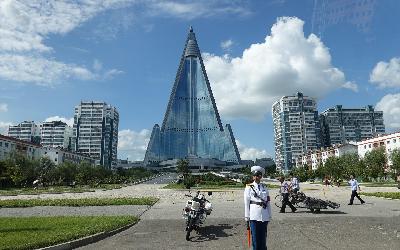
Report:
1,0,400,161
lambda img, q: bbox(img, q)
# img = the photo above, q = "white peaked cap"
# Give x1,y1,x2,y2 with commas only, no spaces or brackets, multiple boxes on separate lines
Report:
251,165,265,175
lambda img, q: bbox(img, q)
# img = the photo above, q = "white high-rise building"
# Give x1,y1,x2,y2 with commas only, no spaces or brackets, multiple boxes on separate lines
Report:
40,121,73,149
72,101,119,169
272,92,321,173
8,121,40,144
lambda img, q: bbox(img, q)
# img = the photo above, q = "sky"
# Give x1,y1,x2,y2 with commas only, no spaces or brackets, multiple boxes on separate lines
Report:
1,0,400,162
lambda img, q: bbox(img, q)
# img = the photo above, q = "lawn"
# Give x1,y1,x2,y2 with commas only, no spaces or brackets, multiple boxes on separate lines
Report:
360,182,397,187
0,184,129,196
0,216,138,250
0,197,158,208
361,192,400,199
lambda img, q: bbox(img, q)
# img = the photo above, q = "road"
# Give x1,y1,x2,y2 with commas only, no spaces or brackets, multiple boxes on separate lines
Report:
76,180,400,250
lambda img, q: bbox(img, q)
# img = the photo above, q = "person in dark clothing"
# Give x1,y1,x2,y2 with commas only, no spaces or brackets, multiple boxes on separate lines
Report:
279,176,296,213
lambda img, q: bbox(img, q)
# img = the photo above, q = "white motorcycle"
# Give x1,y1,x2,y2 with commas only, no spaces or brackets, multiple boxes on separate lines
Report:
182,191,213,241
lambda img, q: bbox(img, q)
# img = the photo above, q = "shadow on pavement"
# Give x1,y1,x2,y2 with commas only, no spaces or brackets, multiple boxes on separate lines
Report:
292,210,347,215
188,223,237,242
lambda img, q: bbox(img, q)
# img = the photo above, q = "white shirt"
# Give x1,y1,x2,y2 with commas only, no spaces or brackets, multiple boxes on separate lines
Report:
280,181,290,193
291,177,299,189
348,179,359,191
244,181,272,222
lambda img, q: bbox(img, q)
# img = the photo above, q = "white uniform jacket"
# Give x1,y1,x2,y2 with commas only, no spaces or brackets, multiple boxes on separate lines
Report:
244,181,272,222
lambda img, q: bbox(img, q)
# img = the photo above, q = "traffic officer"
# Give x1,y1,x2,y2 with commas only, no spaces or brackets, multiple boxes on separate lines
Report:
244,166,272,250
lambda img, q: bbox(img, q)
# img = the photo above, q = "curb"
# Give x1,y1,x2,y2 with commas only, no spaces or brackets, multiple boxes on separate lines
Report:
38,203,155,250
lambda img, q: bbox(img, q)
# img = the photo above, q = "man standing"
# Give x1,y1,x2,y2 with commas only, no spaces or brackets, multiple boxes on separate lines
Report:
290,174,300,193
348,175,365,205
244,166,272,250
279,176,297,213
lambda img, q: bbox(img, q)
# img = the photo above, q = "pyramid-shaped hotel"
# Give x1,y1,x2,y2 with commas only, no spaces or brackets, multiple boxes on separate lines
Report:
144,27,241,167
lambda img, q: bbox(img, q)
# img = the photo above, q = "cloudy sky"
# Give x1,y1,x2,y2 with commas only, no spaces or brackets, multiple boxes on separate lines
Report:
1,0,400,161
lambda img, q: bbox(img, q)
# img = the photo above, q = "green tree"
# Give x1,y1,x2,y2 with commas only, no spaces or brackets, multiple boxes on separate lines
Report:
390,149,400,176
364,147,386,180
291,165,310,182
341,153,362,179
177,159,190,175
39,157,56,186
324,156,343,180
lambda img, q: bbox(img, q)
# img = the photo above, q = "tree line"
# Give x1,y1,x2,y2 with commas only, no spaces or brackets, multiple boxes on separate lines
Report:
291,148,400,182
0,152,156,188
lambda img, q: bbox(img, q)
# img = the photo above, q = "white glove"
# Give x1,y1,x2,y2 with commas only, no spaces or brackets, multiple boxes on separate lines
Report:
245,217,249,222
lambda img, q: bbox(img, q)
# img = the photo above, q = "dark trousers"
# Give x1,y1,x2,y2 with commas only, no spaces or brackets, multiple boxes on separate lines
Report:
281,193,296,212
250,220,268,250
349,190,364,204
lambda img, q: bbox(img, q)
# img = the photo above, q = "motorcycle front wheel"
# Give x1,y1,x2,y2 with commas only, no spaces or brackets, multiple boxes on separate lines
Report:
186,217,194,241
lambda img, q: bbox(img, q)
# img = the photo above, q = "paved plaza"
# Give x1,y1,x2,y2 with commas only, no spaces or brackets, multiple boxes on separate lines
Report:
1,179,399,249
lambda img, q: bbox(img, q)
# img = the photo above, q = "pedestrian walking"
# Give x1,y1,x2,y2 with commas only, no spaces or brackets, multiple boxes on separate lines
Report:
348,175,365,205
279,176,297,213
244,166,272,250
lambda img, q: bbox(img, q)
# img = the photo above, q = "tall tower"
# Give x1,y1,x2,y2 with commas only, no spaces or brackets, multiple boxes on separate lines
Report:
144,27,241,166
73,101,119,169
272,92,321,173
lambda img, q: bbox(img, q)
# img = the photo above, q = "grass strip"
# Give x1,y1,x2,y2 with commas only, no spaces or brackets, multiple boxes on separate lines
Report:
0,197,158,208
360,182,397,187
0,215,138,250
0,184,132,196
361,192,400,199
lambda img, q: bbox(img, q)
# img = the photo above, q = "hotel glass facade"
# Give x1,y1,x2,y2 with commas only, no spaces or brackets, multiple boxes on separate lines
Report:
144,27,241,166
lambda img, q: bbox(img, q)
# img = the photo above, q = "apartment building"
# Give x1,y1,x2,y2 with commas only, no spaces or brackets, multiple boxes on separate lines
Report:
40,121,73,149
8,121,40,144
272,92,321,172
72,101,119,169
357,132,400,166
320,105,385,147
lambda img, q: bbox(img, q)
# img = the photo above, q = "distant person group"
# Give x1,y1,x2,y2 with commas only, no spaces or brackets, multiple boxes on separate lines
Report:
244,166,370,249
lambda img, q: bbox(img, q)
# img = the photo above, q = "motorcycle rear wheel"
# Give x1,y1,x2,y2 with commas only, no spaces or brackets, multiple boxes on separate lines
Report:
186,217,194,241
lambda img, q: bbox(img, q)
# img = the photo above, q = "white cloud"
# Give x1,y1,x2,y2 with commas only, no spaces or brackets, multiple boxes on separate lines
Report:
0,103,7,112
376,93,400,131
203,17,354,121
45,116,74,127
342,81,358,92
220,39,234,51
0,121,12,135
118,129,151,161
0,54,95,84
370,57,400,88
0,0,134,85
236,140,269,160
147,1,251,20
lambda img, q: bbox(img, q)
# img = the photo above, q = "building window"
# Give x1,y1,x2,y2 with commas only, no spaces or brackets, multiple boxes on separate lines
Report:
55,158,57,161
387,140,390,144
5,143,8,148
364,145,366,149
394,139,397,143
369,144,371,148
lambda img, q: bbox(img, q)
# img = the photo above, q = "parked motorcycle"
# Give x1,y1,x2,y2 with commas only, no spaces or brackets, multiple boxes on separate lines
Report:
182,191,213,241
